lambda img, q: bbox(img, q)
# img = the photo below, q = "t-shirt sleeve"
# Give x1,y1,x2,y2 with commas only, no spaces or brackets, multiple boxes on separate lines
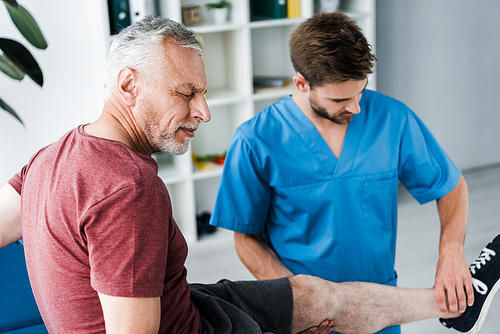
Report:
84,182,169,298
398,109,461,204
209,131,270,234
8,170,24,195
8,147,49,195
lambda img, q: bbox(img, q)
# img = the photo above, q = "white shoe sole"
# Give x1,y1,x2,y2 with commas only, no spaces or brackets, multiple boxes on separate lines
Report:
466,277,500,334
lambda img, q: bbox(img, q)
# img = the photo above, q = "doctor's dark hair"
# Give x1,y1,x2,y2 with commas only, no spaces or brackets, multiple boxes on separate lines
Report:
289,12,376,88
104,15,204,99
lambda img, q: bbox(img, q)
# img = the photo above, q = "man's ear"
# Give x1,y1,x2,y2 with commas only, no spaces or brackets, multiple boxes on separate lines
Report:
293,73,309,93
117,68,138,106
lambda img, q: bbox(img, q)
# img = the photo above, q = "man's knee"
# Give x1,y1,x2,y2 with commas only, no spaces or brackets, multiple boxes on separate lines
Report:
290,274,336,294
288,275,341,332
289,275,338,316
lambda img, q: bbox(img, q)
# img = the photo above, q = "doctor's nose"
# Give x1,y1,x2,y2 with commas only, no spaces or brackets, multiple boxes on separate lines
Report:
345,99,361,115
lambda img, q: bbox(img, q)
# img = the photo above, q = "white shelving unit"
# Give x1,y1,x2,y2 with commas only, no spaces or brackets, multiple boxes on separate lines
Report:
108,0,376,244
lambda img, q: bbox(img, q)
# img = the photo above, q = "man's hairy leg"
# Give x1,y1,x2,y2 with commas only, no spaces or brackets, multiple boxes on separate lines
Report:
290,275,455,334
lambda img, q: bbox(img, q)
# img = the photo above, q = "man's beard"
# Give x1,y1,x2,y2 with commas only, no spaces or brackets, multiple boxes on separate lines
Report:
138,106,196,155
309,96,352,125
147,122,197,155
138,97,197,155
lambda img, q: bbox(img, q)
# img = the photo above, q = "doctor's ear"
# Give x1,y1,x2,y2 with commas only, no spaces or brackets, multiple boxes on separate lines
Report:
293,73,310,92
117,68,138,106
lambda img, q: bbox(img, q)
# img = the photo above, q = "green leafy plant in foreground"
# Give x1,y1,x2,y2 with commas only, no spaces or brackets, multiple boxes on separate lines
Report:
1,0,47,125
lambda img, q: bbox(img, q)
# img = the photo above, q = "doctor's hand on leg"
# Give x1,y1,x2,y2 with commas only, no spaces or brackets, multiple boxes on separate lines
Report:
298,320,335,334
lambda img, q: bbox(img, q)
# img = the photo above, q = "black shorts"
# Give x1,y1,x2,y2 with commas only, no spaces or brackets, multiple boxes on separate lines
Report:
189,277,293,334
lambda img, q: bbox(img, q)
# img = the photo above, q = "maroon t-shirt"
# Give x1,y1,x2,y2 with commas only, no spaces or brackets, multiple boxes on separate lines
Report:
9,125,200,333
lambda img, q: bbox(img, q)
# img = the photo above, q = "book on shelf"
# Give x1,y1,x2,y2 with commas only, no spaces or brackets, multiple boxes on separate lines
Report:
108,0,131,35
250,0,287,21
108,0,155,35
287,0,301,18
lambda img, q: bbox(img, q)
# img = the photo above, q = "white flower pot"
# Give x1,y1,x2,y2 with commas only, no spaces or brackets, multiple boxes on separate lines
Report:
212,8,228,24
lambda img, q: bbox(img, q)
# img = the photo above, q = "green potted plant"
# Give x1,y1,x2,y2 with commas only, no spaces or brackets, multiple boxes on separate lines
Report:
0,0,47,125
204,0,231,24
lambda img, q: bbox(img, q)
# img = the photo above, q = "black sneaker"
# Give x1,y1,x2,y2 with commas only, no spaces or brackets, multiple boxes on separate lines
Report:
439,234,500,333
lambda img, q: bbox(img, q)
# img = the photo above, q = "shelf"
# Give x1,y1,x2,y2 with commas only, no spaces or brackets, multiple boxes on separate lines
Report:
192,166,224,180
158,168,189,185
188,17,306,33
251,24,297,91
158,161,224,183
249,17,306,29
192,102,251,156
193,177,221,229
253,84,296,101
192,22,246,34
206,88,249,107
201,28,252,100
154,150,192,185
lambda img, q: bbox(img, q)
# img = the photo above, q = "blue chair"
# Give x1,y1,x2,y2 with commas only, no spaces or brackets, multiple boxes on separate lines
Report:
0,242,47,333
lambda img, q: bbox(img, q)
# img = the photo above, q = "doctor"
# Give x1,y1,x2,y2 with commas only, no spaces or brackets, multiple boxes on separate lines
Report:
210,12,472,334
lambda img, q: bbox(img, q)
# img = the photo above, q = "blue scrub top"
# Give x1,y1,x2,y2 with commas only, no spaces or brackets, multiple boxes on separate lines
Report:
210,91,460,333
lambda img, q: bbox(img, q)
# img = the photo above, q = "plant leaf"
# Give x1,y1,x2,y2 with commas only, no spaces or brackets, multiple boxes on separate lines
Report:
2,0,19,8
0,96,24,125
5,2,48,50
0,53,25,80
0,38,43,86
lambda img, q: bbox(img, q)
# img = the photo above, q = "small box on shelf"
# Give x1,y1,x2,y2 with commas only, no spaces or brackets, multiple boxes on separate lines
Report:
181,5,202,27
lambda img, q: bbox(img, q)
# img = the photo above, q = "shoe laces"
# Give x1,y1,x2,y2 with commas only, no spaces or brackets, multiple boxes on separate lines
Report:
472,277,488,295
470,247,496,275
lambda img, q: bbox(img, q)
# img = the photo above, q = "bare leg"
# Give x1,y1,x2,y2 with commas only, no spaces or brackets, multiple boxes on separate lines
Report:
290,275,454,334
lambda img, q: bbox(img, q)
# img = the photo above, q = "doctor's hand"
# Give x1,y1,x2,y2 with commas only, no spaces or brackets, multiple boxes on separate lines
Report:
298,320,334,334
434,251,474,314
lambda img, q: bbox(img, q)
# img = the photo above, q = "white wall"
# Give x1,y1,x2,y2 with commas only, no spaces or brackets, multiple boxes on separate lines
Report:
0,0,109,184
376,0,500,171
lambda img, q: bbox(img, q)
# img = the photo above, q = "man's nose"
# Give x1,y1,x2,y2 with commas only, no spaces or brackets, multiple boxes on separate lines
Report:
192,94,211,123
345,99,361,115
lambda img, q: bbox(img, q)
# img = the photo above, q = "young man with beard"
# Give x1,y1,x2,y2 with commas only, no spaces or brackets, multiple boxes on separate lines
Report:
210,12,473,334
